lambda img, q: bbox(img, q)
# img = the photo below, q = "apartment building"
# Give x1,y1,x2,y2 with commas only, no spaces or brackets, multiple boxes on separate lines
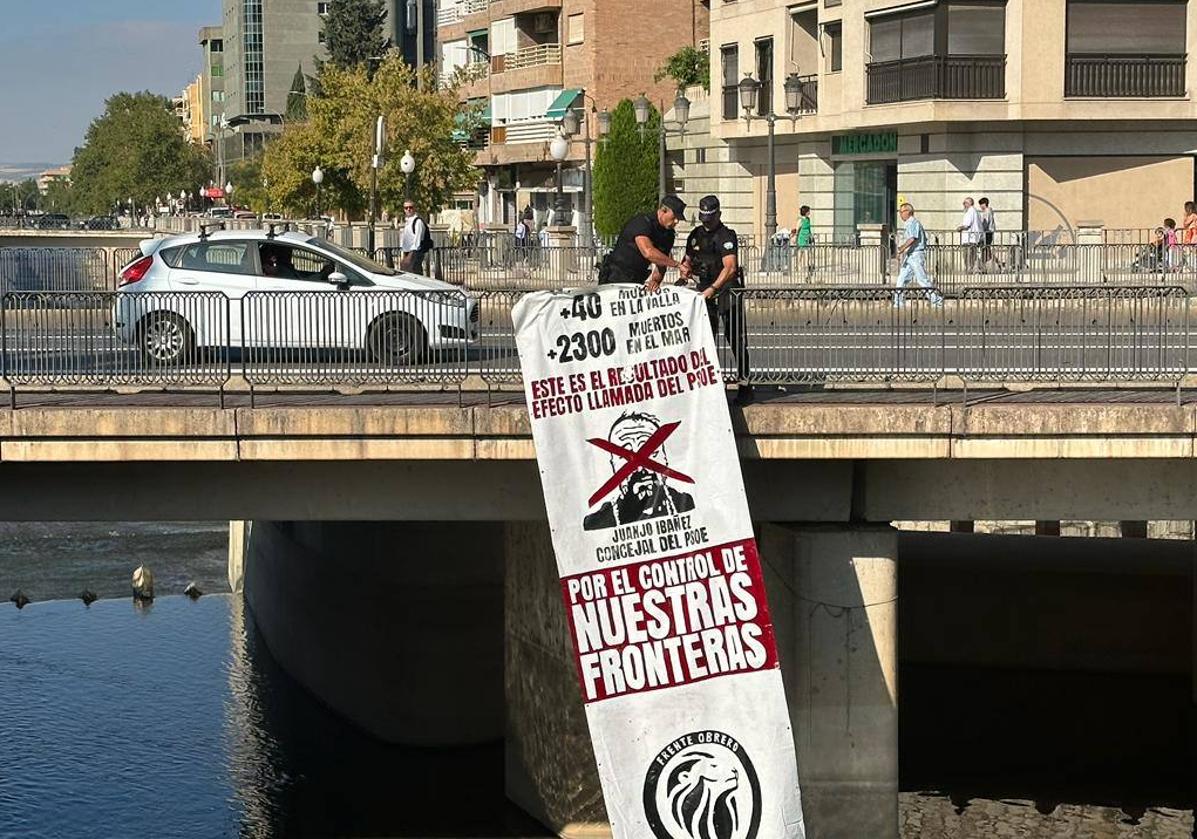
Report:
198,26,227,148
220,0,329,166
438,0,709,227
385,0,439,76
681,0,1197,240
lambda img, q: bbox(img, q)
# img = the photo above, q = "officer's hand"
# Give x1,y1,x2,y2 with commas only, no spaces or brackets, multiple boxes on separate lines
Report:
644,274,662,293
701,287,716,300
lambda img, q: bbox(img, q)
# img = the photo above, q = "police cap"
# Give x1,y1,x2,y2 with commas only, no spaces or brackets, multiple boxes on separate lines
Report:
698,195,721,218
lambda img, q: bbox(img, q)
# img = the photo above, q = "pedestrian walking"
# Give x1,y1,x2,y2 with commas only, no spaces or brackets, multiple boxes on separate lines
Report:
977,197,999,268
793,205,814,278
399,200,432,274
597,195,686,288
957,197,983,271
680,195,753,405
894,203,944,307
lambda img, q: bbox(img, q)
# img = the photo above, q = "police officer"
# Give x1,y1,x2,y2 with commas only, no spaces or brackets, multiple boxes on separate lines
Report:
599,195,687,289
680,195,753,405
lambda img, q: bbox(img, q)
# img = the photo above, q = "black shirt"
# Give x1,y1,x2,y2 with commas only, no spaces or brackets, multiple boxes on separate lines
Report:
609,212,676,282
685,222,740,291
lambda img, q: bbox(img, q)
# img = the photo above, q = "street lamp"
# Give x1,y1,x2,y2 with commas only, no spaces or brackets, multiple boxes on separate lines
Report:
311,166,324,218
558,94,612,241
549,132,570,225
738,72,807,245
400,150,416,201
225,182,234,208
633,92,690,203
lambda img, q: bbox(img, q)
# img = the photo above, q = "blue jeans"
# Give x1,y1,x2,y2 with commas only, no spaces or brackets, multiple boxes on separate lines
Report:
894,251,943,306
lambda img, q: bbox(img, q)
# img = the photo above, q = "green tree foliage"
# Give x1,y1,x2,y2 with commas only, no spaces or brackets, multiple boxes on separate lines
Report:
322,0,388,70
262,56,477,219
3,179,43,213
286,65,309,121
69,92,211,215
593,99,660,237
227,155,269,213
655,46,710,92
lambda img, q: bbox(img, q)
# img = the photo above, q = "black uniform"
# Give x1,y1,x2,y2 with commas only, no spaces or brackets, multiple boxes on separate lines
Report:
686,221,750,382
601,213,676,285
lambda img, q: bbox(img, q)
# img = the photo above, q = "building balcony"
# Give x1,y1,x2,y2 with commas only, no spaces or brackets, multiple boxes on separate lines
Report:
437,0,487,27
865,55,1006,105
497,118,558,144
503,43,562,72
1065,54,1186,98
793,74,817,114
442,61,490,88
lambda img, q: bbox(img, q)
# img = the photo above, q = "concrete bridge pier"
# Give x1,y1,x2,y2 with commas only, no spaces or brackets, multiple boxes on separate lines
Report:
240,520,505,745
761,523,900,839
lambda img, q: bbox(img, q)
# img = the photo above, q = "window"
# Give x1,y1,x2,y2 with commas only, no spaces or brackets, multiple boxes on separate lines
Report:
870,11,934,62
1066,1,1185,54
212,91,226,103
826,22,842,72
210,60,224,77
568,13,584,45
948,3,1005,54
258,244,340,283
721,44,739,120
174,242,254,275
317,1,329,13
210,39,223,53
755,38,773,116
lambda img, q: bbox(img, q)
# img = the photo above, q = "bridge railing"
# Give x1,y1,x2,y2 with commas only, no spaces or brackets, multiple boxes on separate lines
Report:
0,285,1190,399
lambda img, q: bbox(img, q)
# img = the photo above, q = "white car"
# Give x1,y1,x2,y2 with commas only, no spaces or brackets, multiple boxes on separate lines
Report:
112,229,476,365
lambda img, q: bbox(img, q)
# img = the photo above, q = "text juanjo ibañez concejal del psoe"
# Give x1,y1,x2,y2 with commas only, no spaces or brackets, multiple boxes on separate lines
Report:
513,284,805,839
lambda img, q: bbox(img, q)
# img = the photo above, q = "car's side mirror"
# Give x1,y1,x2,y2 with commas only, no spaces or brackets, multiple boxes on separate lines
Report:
328,271,350,289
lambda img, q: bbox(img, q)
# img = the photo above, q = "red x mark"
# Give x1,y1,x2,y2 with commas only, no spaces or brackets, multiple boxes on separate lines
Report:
586,421,694,507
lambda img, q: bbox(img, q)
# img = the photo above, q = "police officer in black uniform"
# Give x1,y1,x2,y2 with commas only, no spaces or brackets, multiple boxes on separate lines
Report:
599,195,687,289
680,195,753,405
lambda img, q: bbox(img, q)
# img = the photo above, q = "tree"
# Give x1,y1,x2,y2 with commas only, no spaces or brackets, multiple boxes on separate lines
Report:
655,46,711,92
286,65,309,121
69,92,211,215
227,155,269,213
322,0,388,70
261,56,477,219
593,99,660,237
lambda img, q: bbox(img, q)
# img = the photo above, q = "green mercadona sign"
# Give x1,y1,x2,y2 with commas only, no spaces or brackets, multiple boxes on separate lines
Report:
833,132,898,156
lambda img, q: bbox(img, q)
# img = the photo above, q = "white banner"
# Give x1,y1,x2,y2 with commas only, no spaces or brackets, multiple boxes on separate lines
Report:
513,284,805,839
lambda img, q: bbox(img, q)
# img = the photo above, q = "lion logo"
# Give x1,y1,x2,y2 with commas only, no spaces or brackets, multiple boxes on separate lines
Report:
644,732,761,839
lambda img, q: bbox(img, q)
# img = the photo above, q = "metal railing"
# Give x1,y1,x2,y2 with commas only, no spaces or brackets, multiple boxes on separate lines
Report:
1065,53,1186,98
728,285,1188,386
0,286,1191,398
866,54,1006,104
0,247,133,294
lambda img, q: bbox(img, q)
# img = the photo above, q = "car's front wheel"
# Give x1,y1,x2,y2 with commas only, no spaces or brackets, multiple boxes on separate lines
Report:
368,313,427,365
138,312,194,366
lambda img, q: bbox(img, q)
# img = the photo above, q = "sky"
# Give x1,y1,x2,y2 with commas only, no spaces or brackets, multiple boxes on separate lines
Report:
0,0,222,167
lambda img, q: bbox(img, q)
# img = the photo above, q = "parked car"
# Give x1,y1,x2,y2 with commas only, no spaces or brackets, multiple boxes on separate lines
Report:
207,207,232,219
111,229,477,365
81,215,119,230
35,213,71,229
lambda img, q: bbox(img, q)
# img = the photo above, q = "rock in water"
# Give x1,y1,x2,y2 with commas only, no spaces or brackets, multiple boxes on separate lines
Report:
10,590,30,609
80,590,97,606
183,582,203,600
131,566,154,602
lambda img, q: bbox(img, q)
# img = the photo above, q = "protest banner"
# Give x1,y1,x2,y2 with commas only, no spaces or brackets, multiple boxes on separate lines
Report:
513,284,805,839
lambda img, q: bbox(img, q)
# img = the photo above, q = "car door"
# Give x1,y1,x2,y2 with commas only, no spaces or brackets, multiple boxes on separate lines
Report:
253,242,366,350
165,239,258,347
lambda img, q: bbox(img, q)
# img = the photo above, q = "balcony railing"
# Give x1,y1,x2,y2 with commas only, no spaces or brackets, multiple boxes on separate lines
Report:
437,0,486,26
442,61,489,86
503,43,562,71
1065,53,1186,98
866,54,1006,104
502,118,559,144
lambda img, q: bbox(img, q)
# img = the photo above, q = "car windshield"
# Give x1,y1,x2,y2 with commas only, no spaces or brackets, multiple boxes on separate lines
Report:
310,239,396,276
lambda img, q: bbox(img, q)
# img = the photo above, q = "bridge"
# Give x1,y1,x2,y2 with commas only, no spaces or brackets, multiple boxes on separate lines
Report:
3,240,1196,837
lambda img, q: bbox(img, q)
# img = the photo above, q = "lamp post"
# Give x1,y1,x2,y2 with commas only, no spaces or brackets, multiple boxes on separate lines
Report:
549,132,570,225
368,115,385,254
737,72,807,245
311,166,324,219
400,150,416,202
559,95,611,243
225,182,234,209
633,92,690,204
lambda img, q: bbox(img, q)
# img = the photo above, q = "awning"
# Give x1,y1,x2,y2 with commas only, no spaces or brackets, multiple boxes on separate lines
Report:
545,88,582,120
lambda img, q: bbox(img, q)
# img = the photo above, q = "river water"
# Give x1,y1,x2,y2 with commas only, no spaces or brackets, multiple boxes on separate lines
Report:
0,523,1192,838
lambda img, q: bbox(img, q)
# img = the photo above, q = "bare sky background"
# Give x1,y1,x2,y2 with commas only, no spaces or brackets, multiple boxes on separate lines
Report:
0,1,221,167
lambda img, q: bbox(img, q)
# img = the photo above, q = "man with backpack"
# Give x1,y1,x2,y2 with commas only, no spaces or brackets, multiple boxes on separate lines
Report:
400,200,433,274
